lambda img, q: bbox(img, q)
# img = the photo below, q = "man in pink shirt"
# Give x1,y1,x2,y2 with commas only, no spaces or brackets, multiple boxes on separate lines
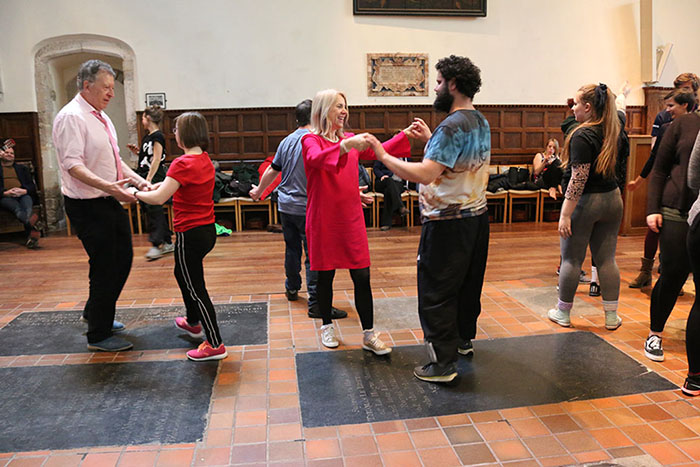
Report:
53,59,150,352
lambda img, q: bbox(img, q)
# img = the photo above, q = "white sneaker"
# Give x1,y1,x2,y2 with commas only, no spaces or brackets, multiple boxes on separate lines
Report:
145,246,163,261
321,324,338,348
161,243,175,255
362,331,392,355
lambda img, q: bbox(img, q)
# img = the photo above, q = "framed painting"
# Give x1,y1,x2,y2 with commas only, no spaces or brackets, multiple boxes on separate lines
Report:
354,0,486,17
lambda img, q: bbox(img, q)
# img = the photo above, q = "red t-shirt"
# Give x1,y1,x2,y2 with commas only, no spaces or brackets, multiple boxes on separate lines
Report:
167,152,215,232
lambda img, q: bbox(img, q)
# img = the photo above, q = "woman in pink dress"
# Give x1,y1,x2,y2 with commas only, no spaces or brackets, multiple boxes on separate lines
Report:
301,89,415,352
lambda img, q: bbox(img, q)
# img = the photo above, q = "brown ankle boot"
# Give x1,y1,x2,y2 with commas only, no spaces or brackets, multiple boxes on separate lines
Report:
629,257,653,288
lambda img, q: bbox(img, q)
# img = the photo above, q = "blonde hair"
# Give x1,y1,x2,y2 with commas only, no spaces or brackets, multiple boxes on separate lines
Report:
545,138,560,156
310,89,347,140
561,84,620,178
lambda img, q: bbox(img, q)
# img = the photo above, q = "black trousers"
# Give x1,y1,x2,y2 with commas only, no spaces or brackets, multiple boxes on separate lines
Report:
64,196,133,343
141,201,172,247
317,267,373,329
417,213,489,366
174,223,222,347
375,177,405,227
686,216,700,373
650,218,691,333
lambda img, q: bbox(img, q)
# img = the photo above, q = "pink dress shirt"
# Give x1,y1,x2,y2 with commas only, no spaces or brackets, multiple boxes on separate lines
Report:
53,93,123,199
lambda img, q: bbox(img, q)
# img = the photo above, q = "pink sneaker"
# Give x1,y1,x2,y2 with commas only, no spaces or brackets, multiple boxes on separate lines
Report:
174,317,204,339
187,341,227,361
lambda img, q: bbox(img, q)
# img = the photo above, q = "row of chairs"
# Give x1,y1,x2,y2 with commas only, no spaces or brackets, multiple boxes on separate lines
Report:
487,188,563,224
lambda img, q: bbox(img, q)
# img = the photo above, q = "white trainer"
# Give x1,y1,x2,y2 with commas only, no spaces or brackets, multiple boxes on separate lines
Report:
321,324,339,348
362,331,392,355
161,243,175,255
145,246,163,261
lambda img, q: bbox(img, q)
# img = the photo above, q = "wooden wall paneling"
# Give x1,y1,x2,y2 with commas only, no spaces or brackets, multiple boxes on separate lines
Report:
643,87,673,134
621,135,652,235
136,103,650,169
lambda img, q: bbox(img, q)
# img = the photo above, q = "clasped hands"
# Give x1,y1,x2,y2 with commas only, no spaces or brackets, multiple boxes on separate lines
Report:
114,178,155,203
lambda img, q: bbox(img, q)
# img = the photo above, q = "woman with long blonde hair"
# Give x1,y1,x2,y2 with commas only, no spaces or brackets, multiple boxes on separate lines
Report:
548,83,624,330
301,89,417,351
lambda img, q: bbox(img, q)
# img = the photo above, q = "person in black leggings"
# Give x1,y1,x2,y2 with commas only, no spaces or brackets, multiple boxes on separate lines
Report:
644,106,700,362
683,131,700,395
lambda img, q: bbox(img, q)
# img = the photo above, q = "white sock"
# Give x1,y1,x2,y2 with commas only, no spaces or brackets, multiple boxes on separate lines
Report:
591,266,599,284
363,328,374,338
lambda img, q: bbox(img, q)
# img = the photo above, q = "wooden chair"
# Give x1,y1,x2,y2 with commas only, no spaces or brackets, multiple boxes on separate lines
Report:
374,191,411,228
538,188,563,222
504,165,540,223
408,189,420,226
213,197,238,230
235,197,272,231
486,190,508,224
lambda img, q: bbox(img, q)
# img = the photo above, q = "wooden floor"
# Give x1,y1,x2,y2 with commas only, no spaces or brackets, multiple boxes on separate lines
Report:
0,223,699,466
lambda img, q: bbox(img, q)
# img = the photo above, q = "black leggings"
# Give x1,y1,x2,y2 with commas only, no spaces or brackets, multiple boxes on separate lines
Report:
316,267,373,329
649,218,690,332
174,223,222,347
685,216,700,373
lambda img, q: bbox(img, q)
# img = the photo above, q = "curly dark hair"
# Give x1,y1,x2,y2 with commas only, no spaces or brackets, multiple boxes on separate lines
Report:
435,55,482,99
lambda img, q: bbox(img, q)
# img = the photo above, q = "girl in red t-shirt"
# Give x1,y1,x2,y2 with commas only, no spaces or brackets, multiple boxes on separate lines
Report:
135,112,226,362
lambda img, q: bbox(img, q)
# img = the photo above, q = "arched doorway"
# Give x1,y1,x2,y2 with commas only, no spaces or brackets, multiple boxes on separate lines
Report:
34,34,138,230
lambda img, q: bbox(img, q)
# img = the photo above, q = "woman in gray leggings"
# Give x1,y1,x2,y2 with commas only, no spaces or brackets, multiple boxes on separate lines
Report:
548,83,623,330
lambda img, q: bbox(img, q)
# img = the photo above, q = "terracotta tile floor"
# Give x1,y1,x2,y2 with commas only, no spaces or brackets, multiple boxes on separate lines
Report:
0,223,699,466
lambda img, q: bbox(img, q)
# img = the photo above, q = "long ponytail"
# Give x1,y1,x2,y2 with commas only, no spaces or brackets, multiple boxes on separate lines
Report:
561,83,620,178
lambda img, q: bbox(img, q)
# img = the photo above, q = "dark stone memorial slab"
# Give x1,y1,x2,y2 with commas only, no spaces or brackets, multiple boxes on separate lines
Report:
296,332,677,427
0,361,217,452
0,302,267,356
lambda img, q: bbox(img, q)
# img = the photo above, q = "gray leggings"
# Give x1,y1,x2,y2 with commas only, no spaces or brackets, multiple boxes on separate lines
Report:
558,189,623,304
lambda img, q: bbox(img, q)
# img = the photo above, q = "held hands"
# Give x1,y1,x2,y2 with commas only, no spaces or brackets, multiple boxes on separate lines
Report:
5,187,27,197
342,133,372,153
403,118,431,143
647,214,663,233
364,134,386,161
108,178,138,203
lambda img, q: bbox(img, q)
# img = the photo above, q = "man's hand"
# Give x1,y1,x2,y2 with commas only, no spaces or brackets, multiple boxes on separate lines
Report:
359,186,374,207
364,134,386,161
647,213,663,233
249,184,262,201
107,179,137,203
404,118,432,143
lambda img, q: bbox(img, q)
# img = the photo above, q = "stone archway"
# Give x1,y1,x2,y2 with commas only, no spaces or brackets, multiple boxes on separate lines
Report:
33,34,137,229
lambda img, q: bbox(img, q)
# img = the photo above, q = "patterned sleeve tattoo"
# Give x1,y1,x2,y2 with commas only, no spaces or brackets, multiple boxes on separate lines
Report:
565,163,591,201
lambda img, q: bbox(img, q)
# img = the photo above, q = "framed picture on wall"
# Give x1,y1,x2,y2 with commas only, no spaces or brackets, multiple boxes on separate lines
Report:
145,92,166,109
353,0,487,17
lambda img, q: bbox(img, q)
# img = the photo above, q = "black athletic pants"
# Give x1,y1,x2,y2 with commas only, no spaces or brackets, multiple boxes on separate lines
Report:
417,213,489,366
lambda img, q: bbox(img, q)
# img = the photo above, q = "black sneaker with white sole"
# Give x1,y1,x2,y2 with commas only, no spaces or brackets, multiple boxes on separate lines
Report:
682,375,700,396
307,305,348,319
644,335,664,362
457,340,474,356
413,362,458,383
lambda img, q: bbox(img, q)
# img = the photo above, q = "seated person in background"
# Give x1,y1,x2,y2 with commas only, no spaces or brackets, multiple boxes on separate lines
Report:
373,159,409,230
0,138,42,248
532,138,563,199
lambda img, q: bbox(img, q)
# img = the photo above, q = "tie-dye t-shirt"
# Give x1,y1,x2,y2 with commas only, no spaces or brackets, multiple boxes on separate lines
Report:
420,109,491,222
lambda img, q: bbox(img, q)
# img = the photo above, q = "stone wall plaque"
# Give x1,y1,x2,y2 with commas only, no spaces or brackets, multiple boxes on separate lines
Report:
367,53,428,97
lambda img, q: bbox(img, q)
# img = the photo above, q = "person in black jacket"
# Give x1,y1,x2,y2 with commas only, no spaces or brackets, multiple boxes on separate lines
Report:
373,159,409,230
626,90,696,289
0,138,41,248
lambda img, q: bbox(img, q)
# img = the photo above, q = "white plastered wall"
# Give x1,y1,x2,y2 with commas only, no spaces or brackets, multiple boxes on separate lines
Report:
0,0,698,113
